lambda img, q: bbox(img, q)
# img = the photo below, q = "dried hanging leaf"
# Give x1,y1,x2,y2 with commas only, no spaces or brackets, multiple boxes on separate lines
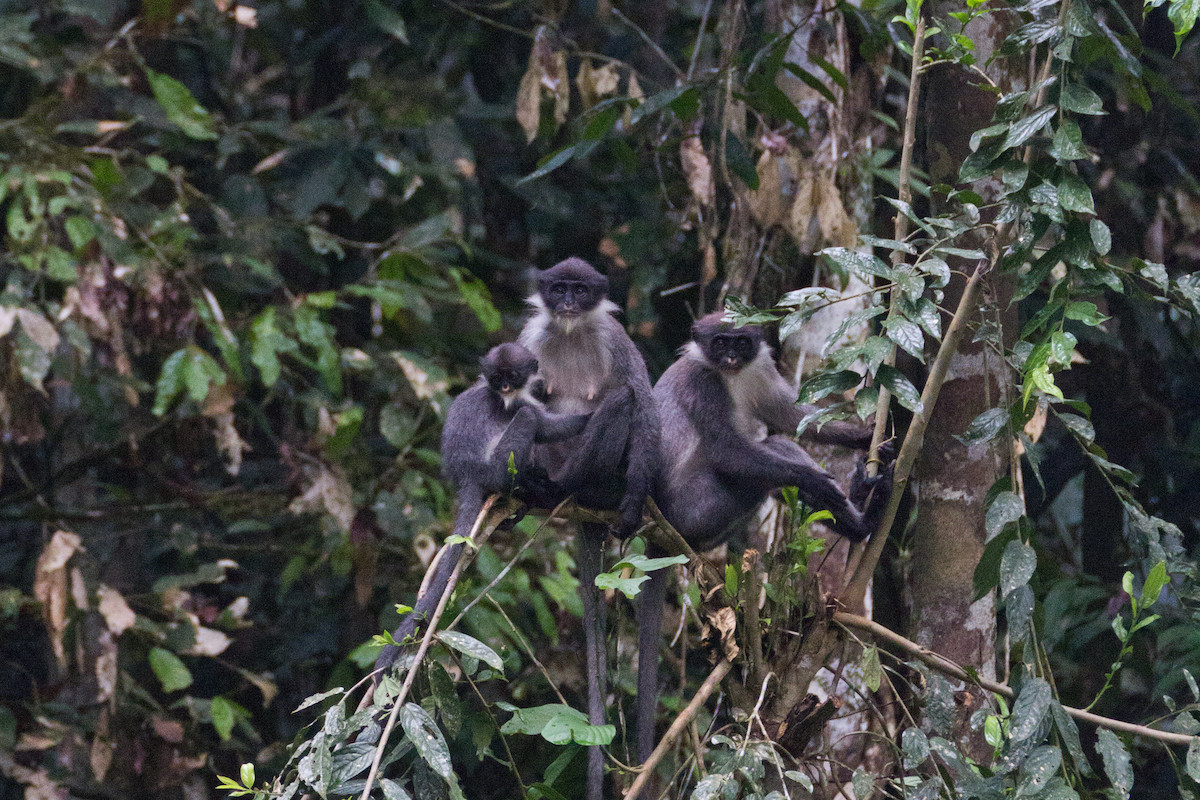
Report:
1024,401,1048,443
15,309,60,353
547,50,570,126
187,626,232,657
815,170,857,249
593,62,620,96
289,463,356,533
97,585,136,635
90,707,113,782
624,71,644,126
701,243,718,284
212,411,250,476
680,136,715,207
515,44,545,142
786,165,818,251
749,150,792,228
34,531,82,666
94,630,118,702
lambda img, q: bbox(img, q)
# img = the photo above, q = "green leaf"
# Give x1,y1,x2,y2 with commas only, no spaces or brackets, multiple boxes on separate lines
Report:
782,62,837,103
724,134,759,189
211,696,235,740
364,0,408,43
381,779,413,800
1090,219,1112,255
1058,174,1095,214
1095,729,1133,799
437,631,505,672
876,364,923,413
1049,330,1077,365
1050,120,1089,160
250,307,298,387
144,67,218,140
1002,105,1057,151
999,539,1036,596
883,317,925,362
1167,0,1200,52
516,145,576,185
1063,301,1109,326
1140,561,1168,606
399,703,464,799
973,521,1019,599
594,571,648,599
1059,83,1105,115
152,349,189,416
862,645,882,692
240,762,255,787
449,268,502,332
956,408,1009,445
1187,737,1200,784
798,370,862,404
612,553,688,573
148,647,193,692
821,247,894,280
1010,678,1052,742
500,703,615,746
65,216,96,248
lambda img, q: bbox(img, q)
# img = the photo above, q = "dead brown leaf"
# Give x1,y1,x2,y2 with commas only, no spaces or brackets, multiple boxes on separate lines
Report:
97,585,136,635
680,136,715,207
34,531,82,666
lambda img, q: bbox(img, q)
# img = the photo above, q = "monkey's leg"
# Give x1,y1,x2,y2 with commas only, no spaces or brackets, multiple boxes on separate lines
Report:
757,437,871,540
577,522,608,800
552,387,634,493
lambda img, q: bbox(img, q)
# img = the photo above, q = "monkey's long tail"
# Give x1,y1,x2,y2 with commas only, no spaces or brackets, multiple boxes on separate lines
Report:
635,563,668,767
374,484,482,674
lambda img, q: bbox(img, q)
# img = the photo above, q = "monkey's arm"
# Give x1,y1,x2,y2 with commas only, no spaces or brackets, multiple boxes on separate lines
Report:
611,335,662,535
533,409,592,442
756,370,878,450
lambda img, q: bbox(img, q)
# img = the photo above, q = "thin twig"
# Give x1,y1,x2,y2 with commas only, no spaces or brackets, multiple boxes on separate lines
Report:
867,17,927,480
611,7,685,79
623,658,734,799
359,497,500,800
833,612,1200,748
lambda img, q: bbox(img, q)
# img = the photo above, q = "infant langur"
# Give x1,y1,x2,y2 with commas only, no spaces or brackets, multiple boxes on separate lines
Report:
375,343,589,672
633,314,893,770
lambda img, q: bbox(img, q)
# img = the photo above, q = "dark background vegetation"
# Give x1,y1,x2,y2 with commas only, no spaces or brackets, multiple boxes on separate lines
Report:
0,0,1198,798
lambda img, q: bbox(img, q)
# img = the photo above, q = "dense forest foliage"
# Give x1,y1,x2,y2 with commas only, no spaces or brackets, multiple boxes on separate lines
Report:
2,0,1200,799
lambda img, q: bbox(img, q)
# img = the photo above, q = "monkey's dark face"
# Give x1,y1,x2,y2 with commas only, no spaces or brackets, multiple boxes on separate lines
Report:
481,344,538,395
541,279,601,317
536,258,609,319
703,332,759,372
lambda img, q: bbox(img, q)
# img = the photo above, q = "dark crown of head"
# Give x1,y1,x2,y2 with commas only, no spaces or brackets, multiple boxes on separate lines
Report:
692,312,761,341
539,257,609,291
483,342,537,373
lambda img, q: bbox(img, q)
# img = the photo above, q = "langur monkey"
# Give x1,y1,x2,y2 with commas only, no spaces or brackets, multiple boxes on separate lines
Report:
517,257,662,800
374,343,589,673
635,313,893,772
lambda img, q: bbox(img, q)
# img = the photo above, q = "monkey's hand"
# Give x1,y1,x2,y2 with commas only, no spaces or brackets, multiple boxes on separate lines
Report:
850,457,893,510
515,466,563,508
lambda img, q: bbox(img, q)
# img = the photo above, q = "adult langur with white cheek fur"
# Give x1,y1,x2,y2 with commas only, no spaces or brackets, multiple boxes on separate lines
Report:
633,313,893,779
517,257,662,800
374,343,589,674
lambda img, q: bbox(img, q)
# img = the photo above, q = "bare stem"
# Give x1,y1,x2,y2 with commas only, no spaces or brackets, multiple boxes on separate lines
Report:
359,497,501,800
622,658,734,799
868,17,927,478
